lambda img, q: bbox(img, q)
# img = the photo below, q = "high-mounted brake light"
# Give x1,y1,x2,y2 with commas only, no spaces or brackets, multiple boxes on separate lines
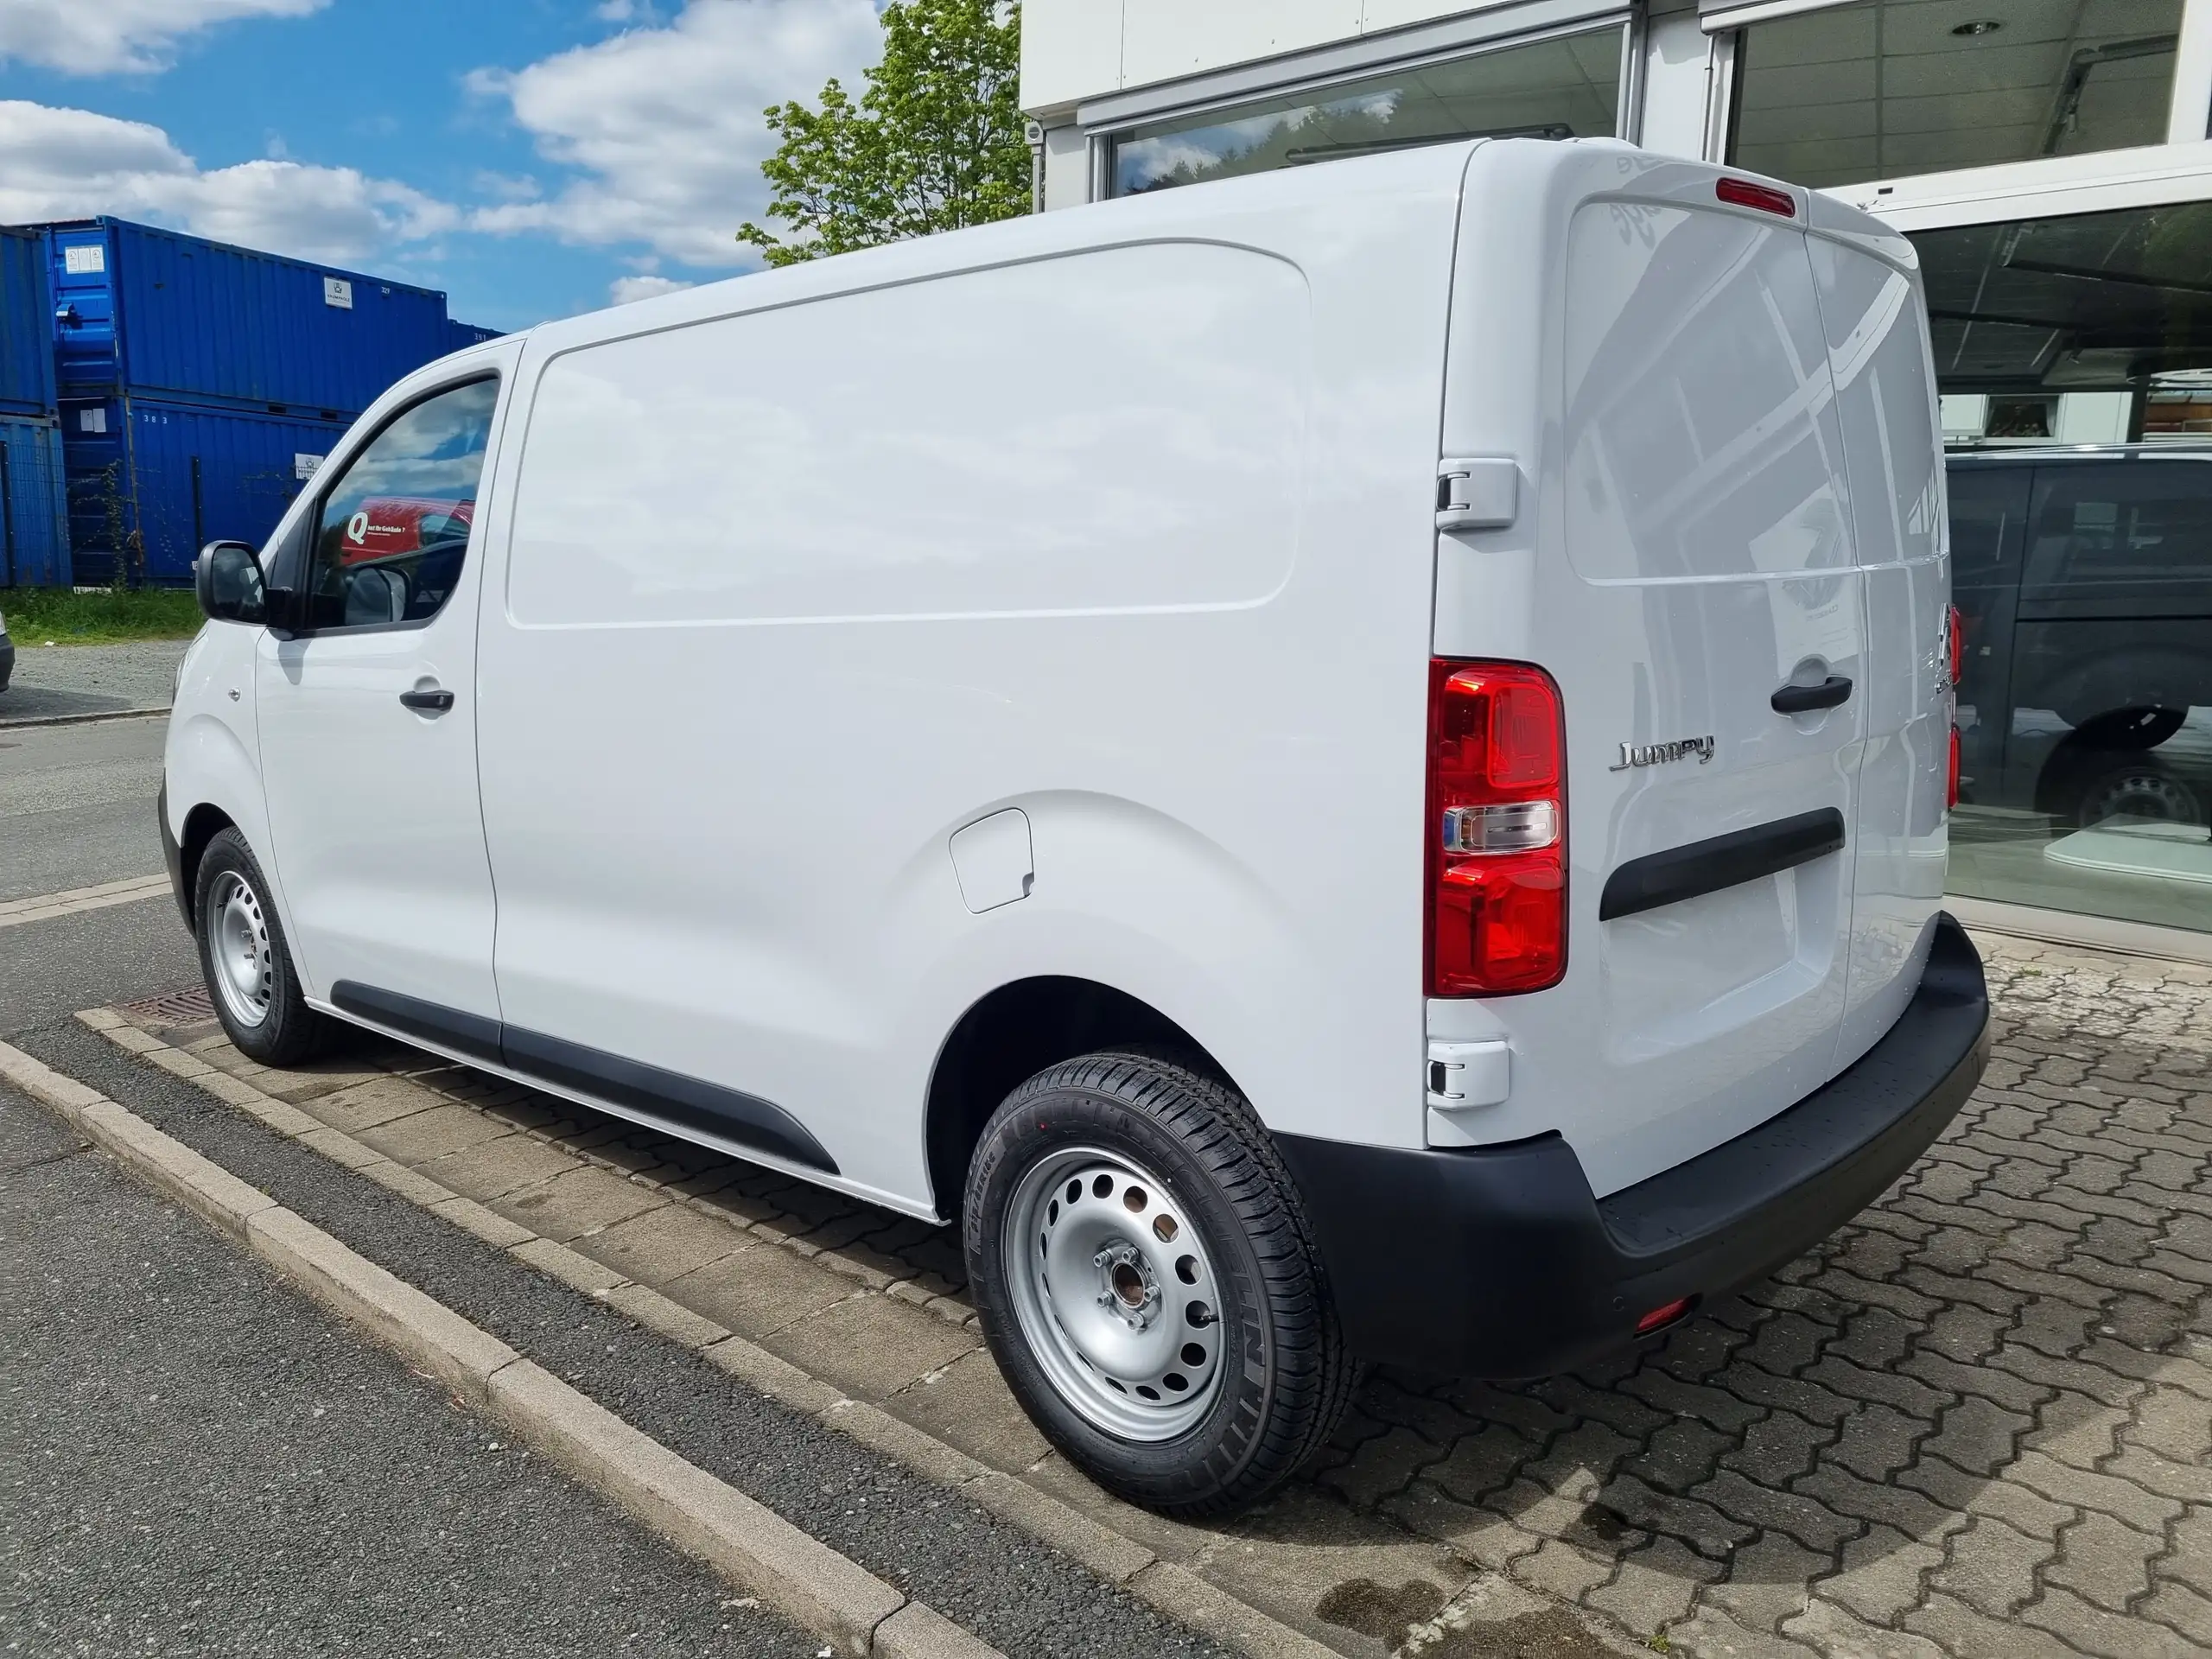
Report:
1427,661,1567,996
1717,177,1796,219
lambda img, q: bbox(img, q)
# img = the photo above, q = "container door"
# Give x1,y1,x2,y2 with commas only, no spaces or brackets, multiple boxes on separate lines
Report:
1507,197,1873,1197
1805,232,1951,1065
252,372,506,1027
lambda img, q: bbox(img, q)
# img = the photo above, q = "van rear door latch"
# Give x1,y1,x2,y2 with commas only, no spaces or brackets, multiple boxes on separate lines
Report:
1436,457,1519,532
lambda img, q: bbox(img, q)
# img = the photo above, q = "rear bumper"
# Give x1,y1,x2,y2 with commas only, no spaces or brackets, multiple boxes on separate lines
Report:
1275,912,1990,1378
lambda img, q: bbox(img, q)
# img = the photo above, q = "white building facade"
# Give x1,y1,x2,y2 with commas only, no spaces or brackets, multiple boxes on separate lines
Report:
1022,0,2212,947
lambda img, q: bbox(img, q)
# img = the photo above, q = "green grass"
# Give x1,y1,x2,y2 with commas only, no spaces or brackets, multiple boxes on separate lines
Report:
1,587,203,646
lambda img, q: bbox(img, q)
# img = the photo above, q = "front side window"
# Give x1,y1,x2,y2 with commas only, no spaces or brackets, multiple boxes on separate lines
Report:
1109,26,1622,197
306,377,499,632
1732,0,2184,191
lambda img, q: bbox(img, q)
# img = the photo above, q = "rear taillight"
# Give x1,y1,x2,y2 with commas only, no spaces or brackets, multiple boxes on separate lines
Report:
1946,604,1966,689
1948,725,1961,811
1427,660,1567,996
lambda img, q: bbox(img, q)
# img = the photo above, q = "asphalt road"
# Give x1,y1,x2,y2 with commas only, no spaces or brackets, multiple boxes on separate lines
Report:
0,709,197,1039
0,1083,823,1658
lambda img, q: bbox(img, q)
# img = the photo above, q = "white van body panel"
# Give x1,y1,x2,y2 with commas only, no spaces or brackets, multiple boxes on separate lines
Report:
1428,145,1948,1197
474,158,1468,1207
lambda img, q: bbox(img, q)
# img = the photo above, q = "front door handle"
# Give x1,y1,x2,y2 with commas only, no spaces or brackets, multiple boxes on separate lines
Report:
1771,675,1853,715
399,687,455,713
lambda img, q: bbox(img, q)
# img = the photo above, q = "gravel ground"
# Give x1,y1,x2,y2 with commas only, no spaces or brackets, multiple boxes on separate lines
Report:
0,1084,822,1659
0,639,192,724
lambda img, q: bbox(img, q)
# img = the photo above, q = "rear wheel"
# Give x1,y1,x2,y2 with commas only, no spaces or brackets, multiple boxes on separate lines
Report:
963,1050,1355,1516
2073,707,2186,752
194,828,334,1065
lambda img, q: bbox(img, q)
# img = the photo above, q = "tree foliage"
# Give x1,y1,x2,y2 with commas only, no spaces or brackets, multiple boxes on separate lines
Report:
738,0,1029,267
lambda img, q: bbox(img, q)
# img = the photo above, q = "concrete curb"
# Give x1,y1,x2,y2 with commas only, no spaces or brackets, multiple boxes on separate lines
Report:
75,1009,1347,1659
0,703,169,731
0,1037,1005,1659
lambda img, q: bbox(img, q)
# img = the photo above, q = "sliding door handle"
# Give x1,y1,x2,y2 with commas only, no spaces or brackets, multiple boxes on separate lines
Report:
1771,675,1853,715
399,687,455,713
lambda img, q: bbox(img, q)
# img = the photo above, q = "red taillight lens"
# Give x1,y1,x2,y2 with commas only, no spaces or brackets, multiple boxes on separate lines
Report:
1717,177,1796,219
1427,661,1567,996
1948,725,1961,810
1946,604,1966,689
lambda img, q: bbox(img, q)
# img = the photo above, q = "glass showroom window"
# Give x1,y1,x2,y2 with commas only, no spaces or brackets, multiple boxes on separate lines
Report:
1109,26,1623,197
1916,199,2212,932
1732,0,2185,191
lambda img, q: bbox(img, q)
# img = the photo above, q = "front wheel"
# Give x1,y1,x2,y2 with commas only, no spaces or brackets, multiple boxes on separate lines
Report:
194,827,334,1065
963,1051,1355,1516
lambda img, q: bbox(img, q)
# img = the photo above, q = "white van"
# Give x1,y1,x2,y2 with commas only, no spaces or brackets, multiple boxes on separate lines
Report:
162,138,1989,1516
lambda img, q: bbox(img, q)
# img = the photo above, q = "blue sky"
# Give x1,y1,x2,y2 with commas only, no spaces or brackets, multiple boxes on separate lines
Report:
0,0,885,332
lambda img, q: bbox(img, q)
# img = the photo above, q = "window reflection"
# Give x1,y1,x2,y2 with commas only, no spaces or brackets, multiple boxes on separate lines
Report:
1109,28,1621,197
1733,0,2183,192
1916,201,2212,931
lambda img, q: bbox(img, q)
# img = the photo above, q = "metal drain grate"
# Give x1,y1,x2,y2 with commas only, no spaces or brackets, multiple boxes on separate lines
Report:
119,984,217,1027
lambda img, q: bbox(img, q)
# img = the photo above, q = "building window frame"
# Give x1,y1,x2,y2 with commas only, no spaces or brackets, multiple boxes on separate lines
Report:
1077,3,1636,203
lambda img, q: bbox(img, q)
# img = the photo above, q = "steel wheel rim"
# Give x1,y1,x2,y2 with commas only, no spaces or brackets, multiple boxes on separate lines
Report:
2085,772,2200,827
207,870,274,1029
1003,1145,1227,1441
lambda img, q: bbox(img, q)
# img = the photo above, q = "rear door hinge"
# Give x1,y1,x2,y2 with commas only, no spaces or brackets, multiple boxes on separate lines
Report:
1436,457,1519,533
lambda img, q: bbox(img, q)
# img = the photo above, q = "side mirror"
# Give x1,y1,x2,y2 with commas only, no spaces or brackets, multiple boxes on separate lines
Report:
195,540,267,626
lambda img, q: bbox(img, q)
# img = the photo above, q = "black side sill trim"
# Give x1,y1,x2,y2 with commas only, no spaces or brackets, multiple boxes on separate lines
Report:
1599,807,1847,922
333,981,504,1065
327,980,836,1175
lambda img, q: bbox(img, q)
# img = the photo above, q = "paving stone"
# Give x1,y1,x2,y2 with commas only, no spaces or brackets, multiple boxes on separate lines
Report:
886,1344,1053,1475
2022,1585,2206,1659
493,1164,666,1243
1692,1469,1859,1554
414,1132,585,1203
1817,1523,1943,1628
1781,1599,1946,1659
658,1241,859,1341
569,1200,750,1286
2043,1510,2161,1613
1580,1535,1717,1638
765,1291,981,1403
2006,1448,2185,1535
356,1102,516,1165
2140,1579,2212,1646
302,1072,445,1134
1920,1395,2031,1478
1827,1404,1929,1484
1926,1516,2050,1619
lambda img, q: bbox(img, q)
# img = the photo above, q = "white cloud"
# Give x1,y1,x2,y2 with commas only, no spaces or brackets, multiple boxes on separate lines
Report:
0,0,325,76
0,100,456,266
610,273,696,305
469,0,880,270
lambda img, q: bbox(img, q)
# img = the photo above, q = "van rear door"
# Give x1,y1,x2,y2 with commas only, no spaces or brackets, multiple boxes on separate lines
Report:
1805,212,1951,1065
1434,149,1897,1198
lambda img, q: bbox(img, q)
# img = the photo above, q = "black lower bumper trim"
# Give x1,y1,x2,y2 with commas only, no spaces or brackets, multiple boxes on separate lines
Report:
157,780,188,928
329,978,838,1176
1276,912,1990,1378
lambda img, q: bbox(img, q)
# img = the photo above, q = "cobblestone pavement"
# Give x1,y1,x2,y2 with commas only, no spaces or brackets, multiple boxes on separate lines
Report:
117,927,2212,1659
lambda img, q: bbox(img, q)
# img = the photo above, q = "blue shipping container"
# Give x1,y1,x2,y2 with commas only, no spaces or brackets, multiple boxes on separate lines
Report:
0,416,69,587
47,218,450,418
446,319,504,354
62,394,348,585
0,228,56,419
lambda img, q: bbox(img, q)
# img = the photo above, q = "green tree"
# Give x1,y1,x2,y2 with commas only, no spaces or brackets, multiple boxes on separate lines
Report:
738,0,1029,267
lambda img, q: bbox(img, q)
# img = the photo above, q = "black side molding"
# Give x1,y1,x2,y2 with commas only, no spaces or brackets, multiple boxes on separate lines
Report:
1599,807,1847,921
503,1025,836,1175
334,981,505,1065
328,980,836,1174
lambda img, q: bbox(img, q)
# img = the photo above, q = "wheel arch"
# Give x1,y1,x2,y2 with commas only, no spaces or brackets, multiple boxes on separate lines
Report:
175,802,239,931
924,976,1234,1223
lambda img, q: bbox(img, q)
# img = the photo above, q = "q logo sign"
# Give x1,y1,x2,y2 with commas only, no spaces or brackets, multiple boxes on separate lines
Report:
347,510,370,545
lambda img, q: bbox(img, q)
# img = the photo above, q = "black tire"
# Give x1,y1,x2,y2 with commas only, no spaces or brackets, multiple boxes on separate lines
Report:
194,827,335,1065
963,1050,1356,1516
